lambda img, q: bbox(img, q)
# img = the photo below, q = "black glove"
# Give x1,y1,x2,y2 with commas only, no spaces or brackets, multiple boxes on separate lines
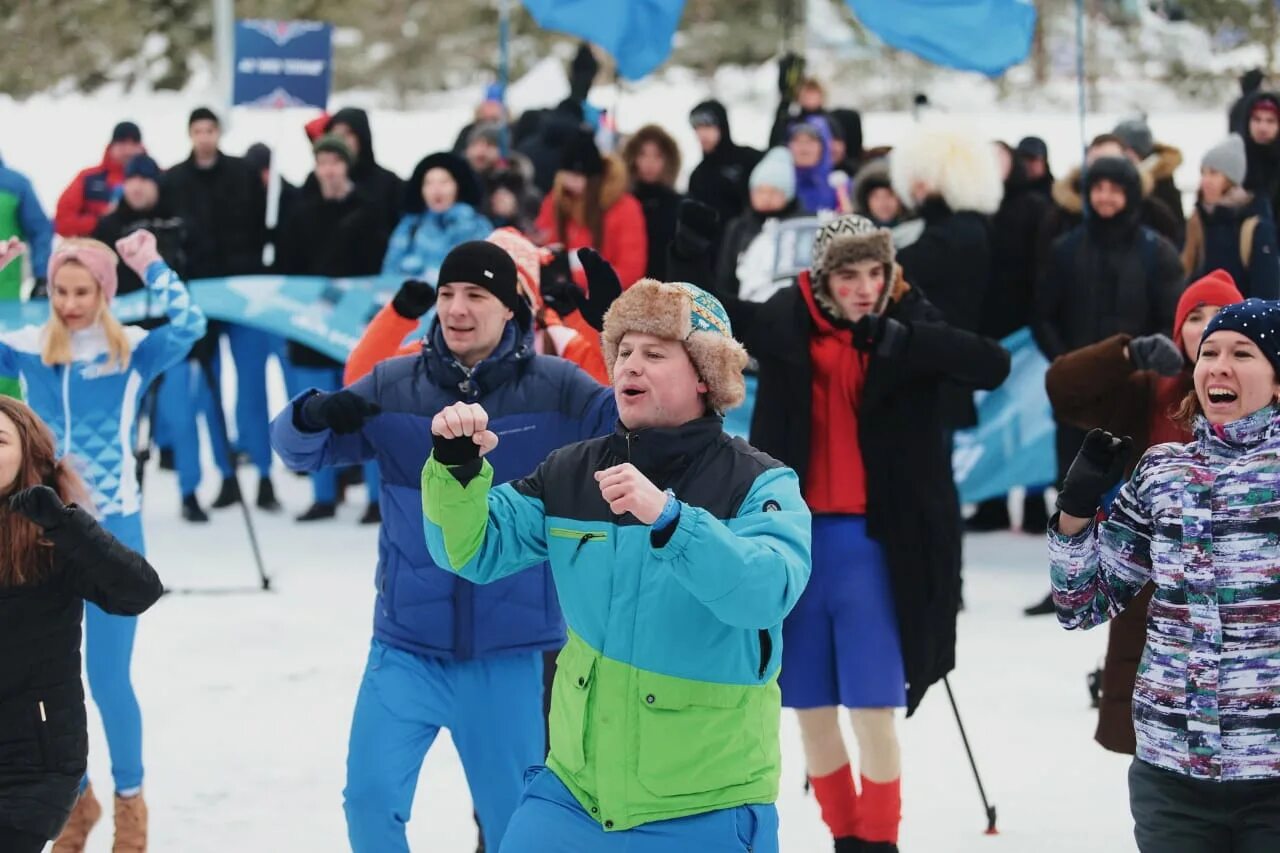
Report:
569,41,600,102
1128,334,1184,377
851,314,909,357
1056,429,1134,520
298,390,381,435
778,52,805,100
391,279,436,319
30,277,48,300
577,248,622,332
539,248,581,318
672,199,720,261
10,484,68,529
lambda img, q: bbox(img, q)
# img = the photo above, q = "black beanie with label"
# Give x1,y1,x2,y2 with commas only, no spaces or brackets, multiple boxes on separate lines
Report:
437,241,520,311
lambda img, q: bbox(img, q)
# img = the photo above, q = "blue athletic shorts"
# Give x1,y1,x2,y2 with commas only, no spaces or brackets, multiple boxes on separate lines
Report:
779,514,907,709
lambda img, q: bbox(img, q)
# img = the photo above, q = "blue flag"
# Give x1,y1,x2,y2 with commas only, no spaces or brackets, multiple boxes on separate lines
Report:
846,0,1036,76
523,0,686,80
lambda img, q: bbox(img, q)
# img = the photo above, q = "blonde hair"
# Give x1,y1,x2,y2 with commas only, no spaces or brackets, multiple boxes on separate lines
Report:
42,240,132,370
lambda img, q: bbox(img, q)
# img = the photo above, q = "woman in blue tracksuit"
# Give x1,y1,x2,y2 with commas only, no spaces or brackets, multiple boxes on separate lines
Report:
382,152,493,282
0,230,205,849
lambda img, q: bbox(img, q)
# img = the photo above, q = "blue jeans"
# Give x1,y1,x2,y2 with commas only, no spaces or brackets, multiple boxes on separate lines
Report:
85,513,147,792
500,766,778,853
344,641,545,853
285,364,379,505
158,358,233,497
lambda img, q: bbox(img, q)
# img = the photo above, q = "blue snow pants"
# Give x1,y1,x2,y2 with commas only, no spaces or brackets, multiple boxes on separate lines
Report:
84,512,147,793
158,357,233,497
499,766,778,853
344,640,545,853
225,324,276,477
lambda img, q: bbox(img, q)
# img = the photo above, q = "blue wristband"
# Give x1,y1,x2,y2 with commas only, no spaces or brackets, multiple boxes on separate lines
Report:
652,490,680,531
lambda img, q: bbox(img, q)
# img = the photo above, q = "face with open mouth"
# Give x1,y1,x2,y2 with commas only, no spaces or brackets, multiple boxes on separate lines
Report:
1194,330,1280,425
613,331,708,431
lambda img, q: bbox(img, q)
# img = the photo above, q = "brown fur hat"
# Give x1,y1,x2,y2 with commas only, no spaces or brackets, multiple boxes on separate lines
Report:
622,124,682,188
809,214,896,319
601,279,748,413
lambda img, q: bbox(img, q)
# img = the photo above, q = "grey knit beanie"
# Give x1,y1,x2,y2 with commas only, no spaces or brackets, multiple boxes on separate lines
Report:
1201,134,1248,187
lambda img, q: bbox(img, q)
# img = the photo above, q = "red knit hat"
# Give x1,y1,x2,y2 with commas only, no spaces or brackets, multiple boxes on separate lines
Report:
1174,269,1244,343
1252,97,1280,118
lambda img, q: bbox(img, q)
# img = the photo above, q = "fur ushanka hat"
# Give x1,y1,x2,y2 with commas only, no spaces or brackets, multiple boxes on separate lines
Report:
809,214,896,319
601,280,749,413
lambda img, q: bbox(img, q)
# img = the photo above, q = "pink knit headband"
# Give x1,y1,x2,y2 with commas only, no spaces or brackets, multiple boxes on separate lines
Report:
47,242,119,302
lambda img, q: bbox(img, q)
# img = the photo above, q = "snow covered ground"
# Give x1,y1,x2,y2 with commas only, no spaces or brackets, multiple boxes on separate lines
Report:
63,384,1133,852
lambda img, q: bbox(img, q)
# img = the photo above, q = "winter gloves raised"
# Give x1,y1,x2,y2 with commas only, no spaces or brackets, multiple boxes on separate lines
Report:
392,279,436,320
1128,334,1184,377
297,390,381,435
1056,429,1134,520
10,484,70,529
539,248,621,332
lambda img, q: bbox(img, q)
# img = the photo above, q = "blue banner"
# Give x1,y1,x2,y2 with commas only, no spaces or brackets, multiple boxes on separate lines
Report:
233,20,333,109
523,0,686,81
846,0,1036,76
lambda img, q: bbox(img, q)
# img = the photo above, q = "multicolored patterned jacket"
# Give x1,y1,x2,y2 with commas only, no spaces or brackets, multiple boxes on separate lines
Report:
1049,405,1280,781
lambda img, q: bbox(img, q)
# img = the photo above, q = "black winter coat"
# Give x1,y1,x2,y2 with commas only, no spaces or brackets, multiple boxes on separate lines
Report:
723,278,1010,715
985,165,1052,340
632,181,682,281
896,197,993,428
161,152,265,278
92,200,187,296
1033,216,1185,361
278,187,386,367
687,100,762,251
0,506,161,839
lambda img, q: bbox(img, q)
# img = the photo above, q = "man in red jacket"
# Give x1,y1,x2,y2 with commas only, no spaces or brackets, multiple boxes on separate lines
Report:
54,122,145,238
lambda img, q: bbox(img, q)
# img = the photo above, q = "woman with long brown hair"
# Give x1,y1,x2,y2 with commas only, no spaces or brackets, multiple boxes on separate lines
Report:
0,230,203,851
0,397,162,853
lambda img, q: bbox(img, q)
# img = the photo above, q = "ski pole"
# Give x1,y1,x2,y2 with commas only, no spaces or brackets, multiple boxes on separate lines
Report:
943,675,997,835
197,343,272,591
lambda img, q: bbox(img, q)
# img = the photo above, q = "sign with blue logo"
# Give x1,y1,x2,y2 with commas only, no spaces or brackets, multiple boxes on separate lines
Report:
233,20,333,109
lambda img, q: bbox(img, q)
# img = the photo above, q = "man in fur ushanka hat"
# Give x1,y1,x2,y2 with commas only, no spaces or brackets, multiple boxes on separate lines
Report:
421,274,813,851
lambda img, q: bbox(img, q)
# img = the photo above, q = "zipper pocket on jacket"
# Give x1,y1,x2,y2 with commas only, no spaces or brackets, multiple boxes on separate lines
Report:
758,630,773,680
549,528,609,544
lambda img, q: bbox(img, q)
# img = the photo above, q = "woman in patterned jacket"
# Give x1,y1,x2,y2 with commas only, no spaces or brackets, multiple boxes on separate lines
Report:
1049,298,1280,852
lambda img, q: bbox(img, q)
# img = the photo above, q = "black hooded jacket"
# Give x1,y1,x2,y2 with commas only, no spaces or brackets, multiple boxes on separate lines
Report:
984,156,1051,340
1243,92,1280,218
303,108,404,245
0,506,161,840
1230,69,1267,136
160,151,264,278
687,100,762,247
1033,157,1184,361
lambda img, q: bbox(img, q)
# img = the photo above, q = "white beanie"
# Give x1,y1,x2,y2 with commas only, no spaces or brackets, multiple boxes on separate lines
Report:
749,147,795,202
1202,134,1248,187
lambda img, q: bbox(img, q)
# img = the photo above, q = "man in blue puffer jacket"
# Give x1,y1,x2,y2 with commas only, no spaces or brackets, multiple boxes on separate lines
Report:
270,240,616,852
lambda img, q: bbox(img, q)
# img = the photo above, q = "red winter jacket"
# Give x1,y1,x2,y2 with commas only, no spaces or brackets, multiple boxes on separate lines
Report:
535,155,648,290
55,146,130,238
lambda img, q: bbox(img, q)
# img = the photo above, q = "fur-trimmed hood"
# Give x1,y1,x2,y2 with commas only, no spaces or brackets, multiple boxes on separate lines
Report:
889,121,1002,215
1051,162,1157,215
550,154,629,225
622,125,682,188
600,279,748,413
1142,142,1183,183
